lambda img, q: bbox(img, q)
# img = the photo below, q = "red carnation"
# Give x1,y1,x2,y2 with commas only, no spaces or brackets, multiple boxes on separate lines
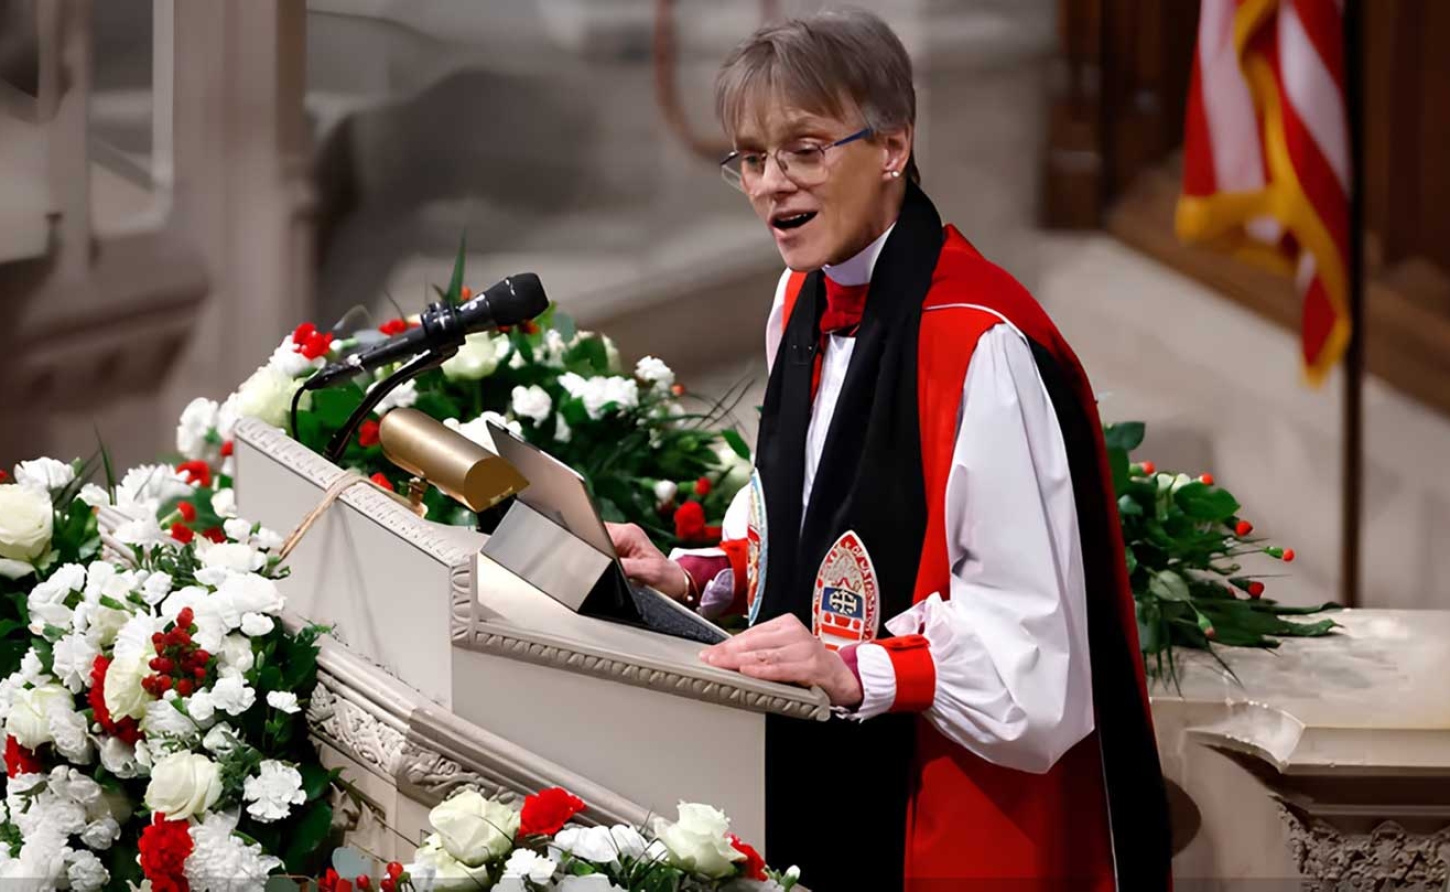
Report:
729,835,767,881
695,476,713,497
170,523,195,545
1283,548,1296,562
674,500,707,543
1235,519,1254,537
175,460,212,488
0,469,8,483
519,786,586,837
202,527,225,543
358,419,381,448
293,322,318,344
5,735,42,777
299,330,335,360
220,439,234,458
370,473,394,492
139,813,194,892
1247,581,1266,598
177,501,197,522
379,318,409,336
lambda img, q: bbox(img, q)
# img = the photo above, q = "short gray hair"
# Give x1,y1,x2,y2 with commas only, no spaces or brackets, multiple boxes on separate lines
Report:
715,8,919,182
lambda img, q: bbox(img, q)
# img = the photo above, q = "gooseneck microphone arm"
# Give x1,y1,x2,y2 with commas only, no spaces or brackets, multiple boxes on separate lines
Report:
322,349,451,465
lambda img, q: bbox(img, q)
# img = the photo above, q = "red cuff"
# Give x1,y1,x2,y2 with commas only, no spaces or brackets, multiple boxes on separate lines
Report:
877,634,936,713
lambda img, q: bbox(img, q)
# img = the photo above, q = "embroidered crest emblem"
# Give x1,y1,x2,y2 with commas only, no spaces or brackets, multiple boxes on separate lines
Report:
746,470,768,626
811,530,879,651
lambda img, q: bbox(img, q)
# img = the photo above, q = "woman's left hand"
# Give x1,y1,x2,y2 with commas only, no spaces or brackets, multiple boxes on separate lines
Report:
700,615,864,708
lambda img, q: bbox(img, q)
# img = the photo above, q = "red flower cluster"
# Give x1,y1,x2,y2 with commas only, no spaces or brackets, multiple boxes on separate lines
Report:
4,735,41,777
729,834,767,881
177,501,198,522
358,419,381,448
88,655,141,744
144,608,211,699
674,500,706,542
220,440,235,458
380,862,406,892
170,523,195,545
519,786,587,837
370,472,393,492
318,869,352,892
292,322,335,360
379,318,409,337
139,813,194,892
176,459,212,488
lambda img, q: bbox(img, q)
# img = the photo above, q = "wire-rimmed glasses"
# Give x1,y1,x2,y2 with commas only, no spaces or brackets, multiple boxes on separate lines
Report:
719,127,873,193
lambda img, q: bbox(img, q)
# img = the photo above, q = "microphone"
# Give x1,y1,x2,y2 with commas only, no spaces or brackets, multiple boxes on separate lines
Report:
304,273,548,391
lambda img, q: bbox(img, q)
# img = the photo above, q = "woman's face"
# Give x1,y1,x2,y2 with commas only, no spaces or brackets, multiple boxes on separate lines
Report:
732,103,910,271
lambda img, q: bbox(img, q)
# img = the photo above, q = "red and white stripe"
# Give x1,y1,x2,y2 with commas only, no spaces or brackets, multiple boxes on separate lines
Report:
1180,0,1351,379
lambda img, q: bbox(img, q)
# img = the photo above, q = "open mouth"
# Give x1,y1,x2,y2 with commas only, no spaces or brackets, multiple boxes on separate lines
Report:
771,211,817,232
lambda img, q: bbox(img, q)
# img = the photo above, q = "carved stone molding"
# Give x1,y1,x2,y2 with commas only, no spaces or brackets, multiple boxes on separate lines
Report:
1279,804,1450,887
460,623,832,722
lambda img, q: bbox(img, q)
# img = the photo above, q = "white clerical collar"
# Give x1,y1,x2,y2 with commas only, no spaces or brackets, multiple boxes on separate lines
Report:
823,222,896,286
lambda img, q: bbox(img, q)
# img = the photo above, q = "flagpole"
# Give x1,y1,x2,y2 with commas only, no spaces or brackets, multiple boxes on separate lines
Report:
1340,0,1365,609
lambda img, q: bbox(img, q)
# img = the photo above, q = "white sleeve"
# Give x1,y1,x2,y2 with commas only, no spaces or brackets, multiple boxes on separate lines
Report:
850,324,1095,775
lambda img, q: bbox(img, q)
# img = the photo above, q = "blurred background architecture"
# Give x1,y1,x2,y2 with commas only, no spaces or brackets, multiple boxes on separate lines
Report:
3,0,1449,609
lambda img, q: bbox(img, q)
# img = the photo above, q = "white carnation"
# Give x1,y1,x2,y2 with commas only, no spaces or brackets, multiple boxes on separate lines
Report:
19,650,47,684
66,848,110,892
186,811,284,890
444,412,520,452
186,691,217,724
553,825,620,863
176,398,221,461
98,737,141,778
222,518,253,543
141,571,174,606
51,633,98,694
211,488,238,518
368,377,419,413
81,816,121,850
209,674,256,716
114,464,194,515
141,699,201,743
48,705,94,764
653,480,678,507
198,540,265,575
115,514,169,550
27,569,82,634
510,385,552,423
555,414,572,443
501,848,556,884
242,760,306,823
201,723,240,754
253,526,283,552
234,365,303,429
219,634,255,675
635,355,675,390
266,691,299,714
14,457,76,493
240,612,274,637
77,483,112,509
542,329,569,367
441,332,506,381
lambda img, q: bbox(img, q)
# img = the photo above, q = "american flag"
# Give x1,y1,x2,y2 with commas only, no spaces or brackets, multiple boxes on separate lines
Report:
1178,0,1351,383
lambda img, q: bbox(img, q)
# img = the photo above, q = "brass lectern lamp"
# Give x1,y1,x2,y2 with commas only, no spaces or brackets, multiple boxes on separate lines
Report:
376,408,529,521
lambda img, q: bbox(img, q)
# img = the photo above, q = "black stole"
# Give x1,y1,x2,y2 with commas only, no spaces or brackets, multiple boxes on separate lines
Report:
752,183,943,889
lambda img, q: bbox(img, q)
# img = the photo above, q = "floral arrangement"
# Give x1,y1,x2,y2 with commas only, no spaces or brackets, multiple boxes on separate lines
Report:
0,455,334,888
1104,422,1339,680
382,785,799,892
174,245,752,552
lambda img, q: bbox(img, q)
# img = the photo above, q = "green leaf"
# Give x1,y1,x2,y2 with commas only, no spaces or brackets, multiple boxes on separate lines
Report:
299,764,337,802
1104,421,1146,453
282,802,334,873
1124,546,1138,576
1117,494,1143,517
1149,569,1191,602
309,386,366,430
1173,482,1240,521
445,233,467,306
721,429,752,460
1136,600,1165,654
552,308,578,341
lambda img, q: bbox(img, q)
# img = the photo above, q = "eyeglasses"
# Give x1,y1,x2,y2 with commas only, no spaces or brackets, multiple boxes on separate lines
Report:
719,127,873,193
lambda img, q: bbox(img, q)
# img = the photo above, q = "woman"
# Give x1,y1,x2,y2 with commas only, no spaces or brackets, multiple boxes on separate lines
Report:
610,10,1170,889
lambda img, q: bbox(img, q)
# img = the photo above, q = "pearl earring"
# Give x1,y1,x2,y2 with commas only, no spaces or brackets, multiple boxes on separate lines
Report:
890,170,901,179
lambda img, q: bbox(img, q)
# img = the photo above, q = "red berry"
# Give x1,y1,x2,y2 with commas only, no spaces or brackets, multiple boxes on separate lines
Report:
356,875,372,890
1140,461,1156,475
379,318,408,336
157,675,172,692
1235,520,1254,537
177,608,195,628
174,630,192,647
155,641,167,656
176,679,194,697
1199,473,1215,486
1205,627,1217,640
190,649,210,666
671,383,686,397
695,476,713,497
386,863,404,880
194,666,208,679
1282,548,1296,563
460,286,473,301
380,880,395,892
1248,581,1266,598
357,419,381,448
152,632,165,646
170,523,195,545
220,440,235,457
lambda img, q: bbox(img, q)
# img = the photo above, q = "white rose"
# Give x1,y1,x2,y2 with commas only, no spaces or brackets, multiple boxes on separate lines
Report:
635,356,675,390
510,385,552,423
98,737,141,778
415,835,494,890
234,365,302,429
0,484,53,562
5,684,74,750
442,332,506,381
14,458,76,493
145,752,222,821
102,652,151,721
0,558,34,579
657,802,743,879
653,480,678,507
211,488,238,519
716,443,753,493
48,703,94,764
176,398,221,461
429,789,520,866
265,690,299,714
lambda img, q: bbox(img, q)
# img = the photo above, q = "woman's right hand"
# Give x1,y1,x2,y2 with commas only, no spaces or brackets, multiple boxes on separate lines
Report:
606,523,689,600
